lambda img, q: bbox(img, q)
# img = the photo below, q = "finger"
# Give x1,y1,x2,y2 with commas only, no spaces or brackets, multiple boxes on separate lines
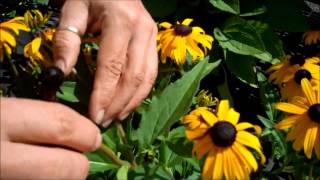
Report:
118,25,158,120
1,141,88,180
89,20,131,125
101,20,156,125
53,0,88,75
2,98,101,152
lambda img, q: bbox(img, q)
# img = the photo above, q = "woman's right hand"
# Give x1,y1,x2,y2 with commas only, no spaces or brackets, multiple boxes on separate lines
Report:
0,97,101,180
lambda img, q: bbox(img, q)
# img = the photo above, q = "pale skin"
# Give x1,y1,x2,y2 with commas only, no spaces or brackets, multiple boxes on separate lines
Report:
1,0,158,179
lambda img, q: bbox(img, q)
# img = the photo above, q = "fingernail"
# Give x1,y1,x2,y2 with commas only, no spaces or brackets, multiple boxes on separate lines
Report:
55,59,65,72
102,120,112,128
119,113,129,120
94,133,102,150
95,110,105,124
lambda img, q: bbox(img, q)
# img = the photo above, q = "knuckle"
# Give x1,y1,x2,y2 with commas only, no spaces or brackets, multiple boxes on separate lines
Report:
131,72,145,87
51,105,75,143
102,60,124,79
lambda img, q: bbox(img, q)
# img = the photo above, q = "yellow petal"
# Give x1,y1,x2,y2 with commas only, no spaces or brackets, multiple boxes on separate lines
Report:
303,124,318,159
226,108,240,125
202,150,215,179
301,78,316,105
274,115,302,129
159,22,172,29
185,128,207,140
192,135,212,159
217,100,229,120
199,109,218,126
233,142,258,171
182,18,193,26
236,122,262,136
212,148,223,180
274,102,307,115
230,146,247,179
292,124,308,151
236,131,265,164
222,148,232,180
0,30,16,47
31,37,42,54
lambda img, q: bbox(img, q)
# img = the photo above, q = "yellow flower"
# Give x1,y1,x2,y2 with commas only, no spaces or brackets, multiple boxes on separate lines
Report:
157,18,213,65
24,37,44,63
0,17,30,60
303,30,320,45
182,100,265,180
275,78,320,159
267,55,320,85
196,90,218,107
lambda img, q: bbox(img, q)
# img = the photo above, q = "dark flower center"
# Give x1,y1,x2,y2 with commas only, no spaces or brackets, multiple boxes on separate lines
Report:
294,69,312,85
209,121,236,147
174,24,192,36
289,55,305,66
308,104,320,123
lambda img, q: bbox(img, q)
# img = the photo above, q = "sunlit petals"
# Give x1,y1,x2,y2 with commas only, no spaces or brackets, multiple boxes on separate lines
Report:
275,102,307,115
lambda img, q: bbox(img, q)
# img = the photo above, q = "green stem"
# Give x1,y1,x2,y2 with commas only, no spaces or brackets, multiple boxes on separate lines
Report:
115,122,137,168
99,143,125,167
115,122,128,144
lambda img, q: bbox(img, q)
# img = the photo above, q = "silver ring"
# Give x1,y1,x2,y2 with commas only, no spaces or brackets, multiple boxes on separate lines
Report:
58,26,82,36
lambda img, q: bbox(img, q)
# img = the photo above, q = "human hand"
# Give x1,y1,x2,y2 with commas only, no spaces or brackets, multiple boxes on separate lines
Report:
0,97,101,180
53,0,158,127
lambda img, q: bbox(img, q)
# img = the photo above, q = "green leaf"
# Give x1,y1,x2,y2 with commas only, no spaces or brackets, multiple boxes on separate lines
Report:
143,0,178,18
209,0,240,14
225,51,257,87
88,161,118,175
136,58,221,147
247,20,284,60
116,164,130,180
214,17,283,63
214,18,271,61
56,81,79,103
240,6,266,17
86,151,117,175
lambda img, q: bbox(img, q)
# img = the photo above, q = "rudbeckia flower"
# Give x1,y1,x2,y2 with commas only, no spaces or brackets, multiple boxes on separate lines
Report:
182,100,265,180
157,18,214,65
0,17,30,60
275,78,320,159
24,37,44,63
267,55,320,85
303,30,320,45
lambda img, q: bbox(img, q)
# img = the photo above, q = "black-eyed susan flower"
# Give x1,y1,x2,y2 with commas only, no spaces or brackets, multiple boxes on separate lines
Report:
196,90,218,107
0,17,30,60
303,30,320,45
182,100,265,180
157,18,213,65
267,55,320,85
24,37,44,63
275,78,320,159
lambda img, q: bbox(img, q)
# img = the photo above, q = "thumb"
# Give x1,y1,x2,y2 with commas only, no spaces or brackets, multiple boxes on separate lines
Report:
53,0,88,75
